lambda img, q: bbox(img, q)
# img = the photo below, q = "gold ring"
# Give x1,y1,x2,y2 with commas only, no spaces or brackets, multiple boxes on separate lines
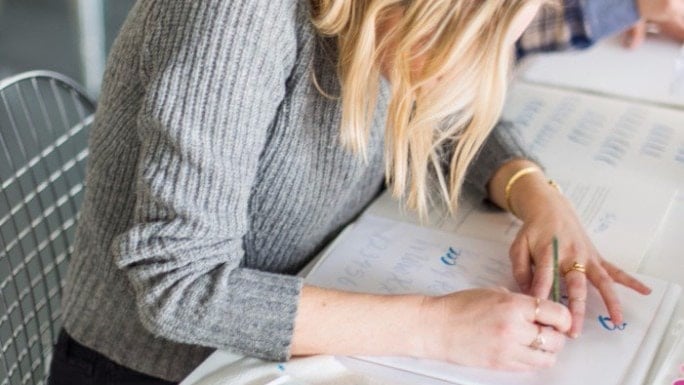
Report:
570,297,586,303
563,262,586,276
529,324,545,350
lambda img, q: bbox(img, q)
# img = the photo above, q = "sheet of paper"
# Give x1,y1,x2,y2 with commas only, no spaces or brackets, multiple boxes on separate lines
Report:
519,37,684,109
306,215,676,385
454,179,674,272
502,82,684,189
365,178,673,273
650,306,684,385
640,191,684,287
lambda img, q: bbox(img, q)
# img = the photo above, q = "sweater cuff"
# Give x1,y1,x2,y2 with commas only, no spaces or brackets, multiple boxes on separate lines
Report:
464,121,542,202
581,0,640,40
222,269,303,361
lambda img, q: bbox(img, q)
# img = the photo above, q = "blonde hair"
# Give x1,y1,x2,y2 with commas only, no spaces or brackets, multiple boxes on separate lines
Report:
311,0,538,218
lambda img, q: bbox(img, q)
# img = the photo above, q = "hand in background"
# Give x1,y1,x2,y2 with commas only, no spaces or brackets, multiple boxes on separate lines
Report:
625,0,684,48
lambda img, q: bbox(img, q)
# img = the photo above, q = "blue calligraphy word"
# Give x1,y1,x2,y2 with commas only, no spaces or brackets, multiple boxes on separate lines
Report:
440,247,461,266
598,315,627,331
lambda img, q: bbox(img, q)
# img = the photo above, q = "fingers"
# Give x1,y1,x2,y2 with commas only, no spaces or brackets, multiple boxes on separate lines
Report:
507,324,566,370
489,320,566,371
658,17,684,41
563,267,588,338
638,0,684,22
521,324,567,354
510,233,532,294
529,244,554,299
526,297,572,333
601,259,652,295
587,264,624,325
624,21,648,48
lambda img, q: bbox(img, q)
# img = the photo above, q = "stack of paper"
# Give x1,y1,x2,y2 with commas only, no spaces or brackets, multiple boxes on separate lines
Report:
306,215,681,385
519,37,684,109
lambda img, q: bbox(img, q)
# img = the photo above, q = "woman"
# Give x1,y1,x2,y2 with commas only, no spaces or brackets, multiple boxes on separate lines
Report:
48,0,674,384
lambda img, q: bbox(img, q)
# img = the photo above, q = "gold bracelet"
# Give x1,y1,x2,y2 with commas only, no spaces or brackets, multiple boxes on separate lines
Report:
504,166,542,217
548,179,562,193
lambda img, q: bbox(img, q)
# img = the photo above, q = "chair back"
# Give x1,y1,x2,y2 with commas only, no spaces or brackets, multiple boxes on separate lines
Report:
0,71,96,385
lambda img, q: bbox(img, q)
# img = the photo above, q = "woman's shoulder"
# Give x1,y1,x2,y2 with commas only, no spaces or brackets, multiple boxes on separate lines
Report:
128,0,314,79
140,0,309,43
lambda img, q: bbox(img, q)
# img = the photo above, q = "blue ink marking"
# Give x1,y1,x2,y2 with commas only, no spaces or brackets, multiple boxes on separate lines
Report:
598,315,627,331
640,124,672,158
427,280,456,294
593,213,617,234
441,256,457,266
337,276,358,288
514,100,544,127
277,364,286,372
440,247,461,266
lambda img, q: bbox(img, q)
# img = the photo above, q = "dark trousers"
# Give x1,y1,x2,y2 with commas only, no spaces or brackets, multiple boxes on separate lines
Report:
48,329,177,385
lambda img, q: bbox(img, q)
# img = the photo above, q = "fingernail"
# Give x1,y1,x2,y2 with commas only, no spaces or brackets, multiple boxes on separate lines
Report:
570,332,579,339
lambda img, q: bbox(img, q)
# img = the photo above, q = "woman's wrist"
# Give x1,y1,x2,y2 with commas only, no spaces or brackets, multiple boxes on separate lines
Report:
291,285,429,358
487,158,565,222
414,294,458,361
508,173,562,222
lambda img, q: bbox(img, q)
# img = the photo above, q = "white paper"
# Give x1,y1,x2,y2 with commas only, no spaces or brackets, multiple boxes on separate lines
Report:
502,82,684,189
306,215,676,385
519,37,684,109
454,179,674,272
640,191,684,280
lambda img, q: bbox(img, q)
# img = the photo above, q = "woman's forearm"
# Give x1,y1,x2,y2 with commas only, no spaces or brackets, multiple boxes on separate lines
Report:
291,285,427,357
292,285,572,370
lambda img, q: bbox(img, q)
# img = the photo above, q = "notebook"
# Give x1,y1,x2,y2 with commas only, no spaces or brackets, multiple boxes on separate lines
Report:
519,36,684,109
507,36,684,279
306,214,681,385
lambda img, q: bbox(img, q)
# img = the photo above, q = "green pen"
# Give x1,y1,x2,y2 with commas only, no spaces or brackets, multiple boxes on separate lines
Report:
552,236,560,303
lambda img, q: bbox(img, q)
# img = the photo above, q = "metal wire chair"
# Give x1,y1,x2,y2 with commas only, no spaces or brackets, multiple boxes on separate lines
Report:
0,71,96,385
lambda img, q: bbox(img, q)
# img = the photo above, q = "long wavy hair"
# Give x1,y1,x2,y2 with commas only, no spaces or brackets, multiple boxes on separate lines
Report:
311,0,541,218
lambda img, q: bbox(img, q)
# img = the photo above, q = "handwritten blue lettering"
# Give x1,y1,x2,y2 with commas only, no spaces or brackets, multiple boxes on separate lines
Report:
598,315,627,331
440,247,461,266
427,280,456,294
337,276,358,288
379,272,413,293
593,212,617,234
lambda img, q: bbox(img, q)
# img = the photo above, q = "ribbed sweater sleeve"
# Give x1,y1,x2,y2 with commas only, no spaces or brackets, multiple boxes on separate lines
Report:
110,1,303,360
464,121,538,200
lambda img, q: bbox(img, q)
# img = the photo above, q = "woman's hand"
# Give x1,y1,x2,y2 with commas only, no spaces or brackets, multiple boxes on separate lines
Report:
638,0,684,25
625,0,684,48
488,160,651,339
420,288,571,370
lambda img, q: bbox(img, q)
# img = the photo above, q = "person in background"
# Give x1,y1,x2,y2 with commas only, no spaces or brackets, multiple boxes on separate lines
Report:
47,0,679,384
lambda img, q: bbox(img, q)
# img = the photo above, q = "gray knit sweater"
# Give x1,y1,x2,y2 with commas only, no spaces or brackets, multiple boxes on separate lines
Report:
61,0,530,381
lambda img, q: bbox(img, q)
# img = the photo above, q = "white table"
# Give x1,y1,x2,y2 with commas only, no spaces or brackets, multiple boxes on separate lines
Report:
181,189,684,385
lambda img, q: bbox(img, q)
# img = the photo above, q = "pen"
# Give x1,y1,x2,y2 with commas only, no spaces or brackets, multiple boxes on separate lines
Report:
552,236,560,303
